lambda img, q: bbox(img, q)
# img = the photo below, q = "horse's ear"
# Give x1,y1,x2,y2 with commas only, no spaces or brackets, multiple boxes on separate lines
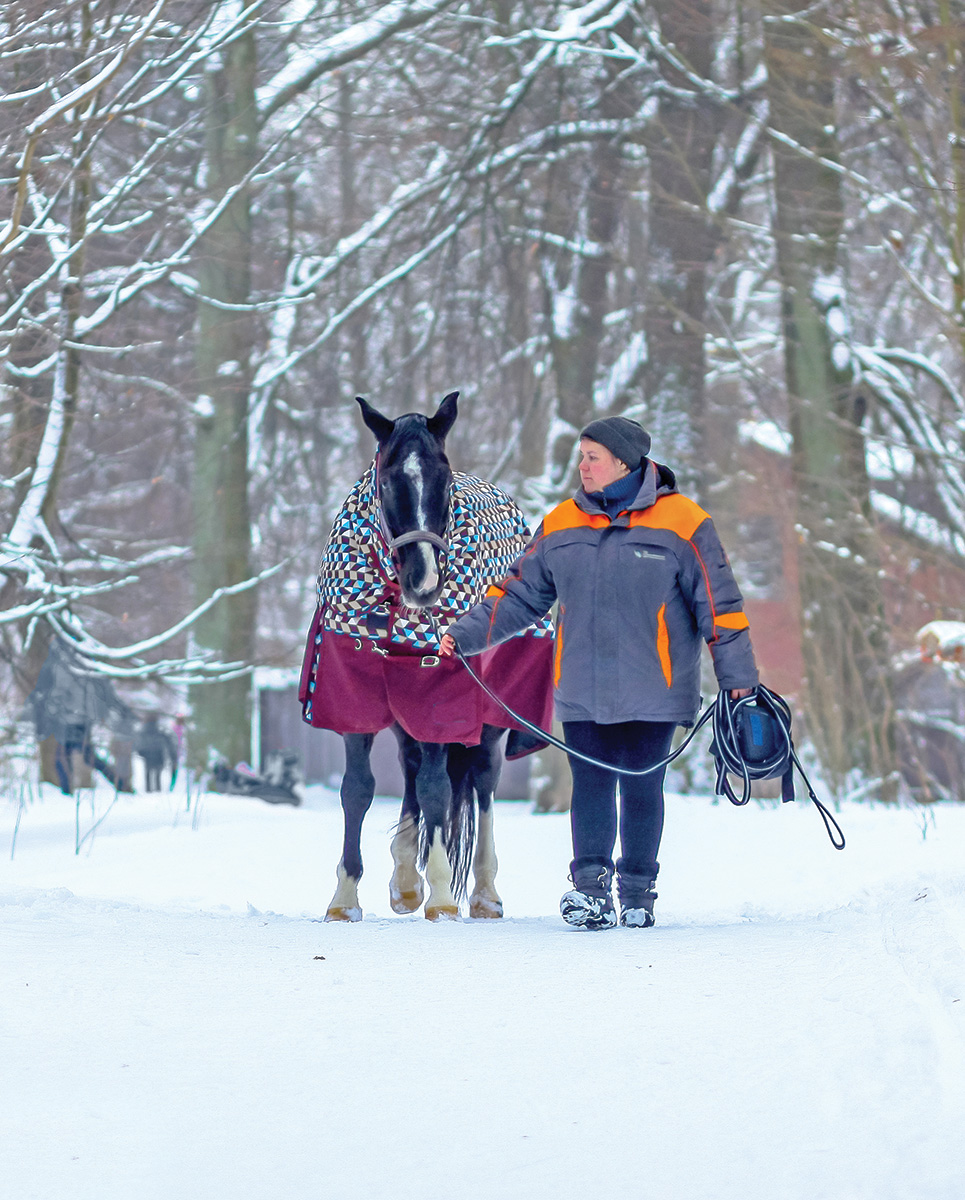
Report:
356,397,394,444
427,391,458,441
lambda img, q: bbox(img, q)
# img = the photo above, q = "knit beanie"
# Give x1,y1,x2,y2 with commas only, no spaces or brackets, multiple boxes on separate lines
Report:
579,416,652,470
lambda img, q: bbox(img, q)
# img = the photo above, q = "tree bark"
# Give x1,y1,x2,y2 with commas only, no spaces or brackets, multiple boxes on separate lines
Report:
764,1,896,795
189,17,258,769
642,0,717,498
1,2,94,700
547,24,639,485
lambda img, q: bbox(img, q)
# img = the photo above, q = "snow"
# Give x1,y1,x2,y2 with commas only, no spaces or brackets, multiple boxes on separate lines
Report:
812,270,845,310
918,620,965,661
871,491,965,557
831,340,851,371
257,0,456,119
3,776,965,1200
866,438,916,481
593,330,647,413
552,284,578,339
738,418,792,456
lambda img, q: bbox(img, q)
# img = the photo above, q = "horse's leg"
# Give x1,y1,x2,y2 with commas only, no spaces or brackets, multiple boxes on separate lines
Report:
469,725,505,919
418,741,460,921
389,725,424,913
325,733,375,922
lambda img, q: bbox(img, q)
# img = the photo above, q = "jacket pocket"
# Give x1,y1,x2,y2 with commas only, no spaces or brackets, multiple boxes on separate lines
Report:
656,603,672,688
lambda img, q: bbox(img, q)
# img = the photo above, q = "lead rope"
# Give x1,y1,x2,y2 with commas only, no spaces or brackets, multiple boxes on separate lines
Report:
429,617,844,849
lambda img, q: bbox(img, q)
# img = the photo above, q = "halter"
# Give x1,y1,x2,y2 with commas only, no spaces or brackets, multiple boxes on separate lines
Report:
374,451,451,579
382,526,451,556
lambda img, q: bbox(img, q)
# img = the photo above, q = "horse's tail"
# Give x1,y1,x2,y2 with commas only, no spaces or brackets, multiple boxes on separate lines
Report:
443,744,477,902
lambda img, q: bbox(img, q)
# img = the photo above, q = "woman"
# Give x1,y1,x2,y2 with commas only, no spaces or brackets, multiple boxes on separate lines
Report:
439,416,758,930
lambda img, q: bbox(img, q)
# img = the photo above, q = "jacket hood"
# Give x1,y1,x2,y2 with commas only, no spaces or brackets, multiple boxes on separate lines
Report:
574,458,677,517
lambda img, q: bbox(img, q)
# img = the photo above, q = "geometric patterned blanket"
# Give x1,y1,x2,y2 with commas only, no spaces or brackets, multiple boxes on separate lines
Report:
300,461,556,747
316,460,555,651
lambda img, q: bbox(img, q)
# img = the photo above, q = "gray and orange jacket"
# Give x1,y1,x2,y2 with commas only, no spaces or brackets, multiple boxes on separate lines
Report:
448,460,758,725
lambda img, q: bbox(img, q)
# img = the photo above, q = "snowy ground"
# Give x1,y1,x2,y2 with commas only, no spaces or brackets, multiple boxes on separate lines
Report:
3,776,965,1200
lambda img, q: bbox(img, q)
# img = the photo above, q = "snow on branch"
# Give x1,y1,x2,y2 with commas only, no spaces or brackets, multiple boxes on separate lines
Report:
855,344,965,542
32,560,288,684
509,228,609,259
766,128,917,216
707,98,769,214
24,0,170,135
258,0,457,122
254,211,479,391
593,332,648,414
0,0,171,257
1,337,69,582
482,0,630,51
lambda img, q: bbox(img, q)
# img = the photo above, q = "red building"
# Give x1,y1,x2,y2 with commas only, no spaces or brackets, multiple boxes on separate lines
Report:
733,430,965,700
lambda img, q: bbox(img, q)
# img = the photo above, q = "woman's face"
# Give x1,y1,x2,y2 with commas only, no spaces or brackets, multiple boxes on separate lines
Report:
578,438,630,492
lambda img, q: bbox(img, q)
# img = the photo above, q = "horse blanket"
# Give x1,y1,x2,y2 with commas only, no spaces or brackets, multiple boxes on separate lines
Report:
299,463,555,750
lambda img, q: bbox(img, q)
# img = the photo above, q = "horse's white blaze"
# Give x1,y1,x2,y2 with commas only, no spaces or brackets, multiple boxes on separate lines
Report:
415,542,439,593
326,860,362,921
424,826,457,913
403,450,427,525
402,450,439,594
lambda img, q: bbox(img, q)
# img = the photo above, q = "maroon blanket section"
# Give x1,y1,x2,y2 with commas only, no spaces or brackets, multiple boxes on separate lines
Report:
298,609,554,754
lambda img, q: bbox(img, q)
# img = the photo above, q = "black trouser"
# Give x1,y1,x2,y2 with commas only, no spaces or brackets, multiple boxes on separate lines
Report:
142,757,163,792
562,720,677,879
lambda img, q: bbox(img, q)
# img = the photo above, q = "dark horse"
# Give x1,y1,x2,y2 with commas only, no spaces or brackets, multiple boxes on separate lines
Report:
305,392,547,922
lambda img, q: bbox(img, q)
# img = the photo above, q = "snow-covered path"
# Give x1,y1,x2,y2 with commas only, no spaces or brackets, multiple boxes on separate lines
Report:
3,785,965,1200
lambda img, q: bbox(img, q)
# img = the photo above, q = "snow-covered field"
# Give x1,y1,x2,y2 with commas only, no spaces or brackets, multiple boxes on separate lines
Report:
3,778,965,1200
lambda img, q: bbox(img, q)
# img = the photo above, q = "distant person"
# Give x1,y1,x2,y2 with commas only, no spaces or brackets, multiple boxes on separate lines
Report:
441,417,759,930
109,712,136,793
171,713,187,787
135,715,176,792
54,720,93,796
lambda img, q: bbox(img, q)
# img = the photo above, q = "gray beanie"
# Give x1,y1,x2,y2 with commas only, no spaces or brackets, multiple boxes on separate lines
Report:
579,416,651,469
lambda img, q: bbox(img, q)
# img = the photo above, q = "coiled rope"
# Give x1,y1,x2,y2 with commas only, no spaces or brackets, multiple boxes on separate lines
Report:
443,628,845,849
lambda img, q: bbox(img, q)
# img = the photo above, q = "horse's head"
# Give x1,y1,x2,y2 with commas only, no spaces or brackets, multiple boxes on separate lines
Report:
357,391,458,609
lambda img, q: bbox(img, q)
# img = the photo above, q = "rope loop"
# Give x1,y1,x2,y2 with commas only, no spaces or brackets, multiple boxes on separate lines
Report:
433,614,845,850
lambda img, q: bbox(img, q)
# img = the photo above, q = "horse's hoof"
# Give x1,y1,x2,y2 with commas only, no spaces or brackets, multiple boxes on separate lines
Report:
425,904,460,922
325,906,362,922
390,885,424,914
469,896,504,919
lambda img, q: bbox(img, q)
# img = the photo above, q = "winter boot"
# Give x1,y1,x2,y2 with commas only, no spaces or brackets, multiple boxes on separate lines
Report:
560,861,616,930
617,867,658,928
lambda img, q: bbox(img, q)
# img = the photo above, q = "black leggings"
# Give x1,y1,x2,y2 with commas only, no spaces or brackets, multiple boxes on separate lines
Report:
562,720,677,877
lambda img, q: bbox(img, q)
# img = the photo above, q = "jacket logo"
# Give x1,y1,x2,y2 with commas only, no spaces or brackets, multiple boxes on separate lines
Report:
634,549,665,560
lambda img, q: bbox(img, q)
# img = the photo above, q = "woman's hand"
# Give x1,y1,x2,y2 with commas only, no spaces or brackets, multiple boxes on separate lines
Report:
439,633,456,658
730,687,754,699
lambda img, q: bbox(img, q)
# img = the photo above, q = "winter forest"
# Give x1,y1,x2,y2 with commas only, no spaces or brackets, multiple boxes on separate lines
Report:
3,0,965,798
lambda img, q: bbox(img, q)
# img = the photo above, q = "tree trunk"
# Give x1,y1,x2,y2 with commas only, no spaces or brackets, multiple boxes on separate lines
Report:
547,25,638,486
764,1,896,795
1,3,93,701
642,0,717,498
189,18,258,769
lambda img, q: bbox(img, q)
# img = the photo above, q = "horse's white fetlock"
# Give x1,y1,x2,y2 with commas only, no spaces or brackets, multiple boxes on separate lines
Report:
325,860,362,922
390,816,424,913
469,807,502,918
424,827,460,921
